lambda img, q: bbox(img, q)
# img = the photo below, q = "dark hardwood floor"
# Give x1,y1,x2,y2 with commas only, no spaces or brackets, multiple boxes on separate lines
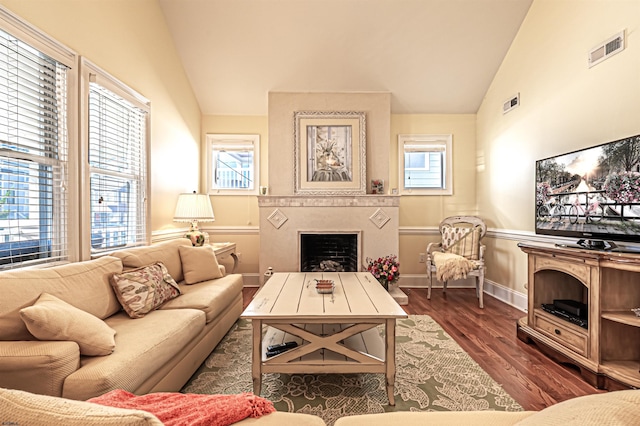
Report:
242,286,602,411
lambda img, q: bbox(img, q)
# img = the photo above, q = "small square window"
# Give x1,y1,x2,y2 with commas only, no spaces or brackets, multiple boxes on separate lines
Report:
398,134,452,195
207,134,260,195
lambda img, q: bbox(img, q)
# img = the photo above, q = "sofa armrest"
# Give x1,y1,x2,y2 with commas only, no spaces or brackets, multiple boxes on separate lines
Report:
0,341,80,397
219,264,226,276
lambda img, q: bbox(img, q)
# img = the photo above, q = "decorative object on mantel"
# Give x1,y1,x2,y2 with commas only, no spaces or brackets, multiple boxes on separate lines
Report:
173,191,215,246
293,110,366,196
366,255,399,291
371,179,384,194
632,307,640,317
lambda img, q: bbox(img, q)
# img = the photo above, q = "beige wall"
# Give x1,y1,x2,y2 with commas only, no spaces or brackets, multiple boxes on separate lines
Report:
477,0,640,295
391,114,478,278
0,0,202,234
268,91,391,195
199,115,267,279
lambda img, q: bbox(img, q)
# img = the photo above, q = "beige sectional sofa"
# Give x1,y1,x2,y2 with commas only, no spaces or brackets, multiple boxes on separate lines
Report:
0,239,243,401
1,386,639,426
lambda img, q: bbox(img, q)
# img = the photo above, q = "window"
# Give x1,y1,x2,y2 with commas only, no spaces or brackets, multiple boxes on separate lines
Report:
206,134,259,195
81,58,150,255
0,12,76,269
398,134,452,195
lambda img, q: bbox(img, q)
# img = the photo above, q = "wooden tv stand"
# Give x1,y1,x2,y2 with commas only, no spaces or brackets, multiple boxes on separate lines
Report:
517,242,640,390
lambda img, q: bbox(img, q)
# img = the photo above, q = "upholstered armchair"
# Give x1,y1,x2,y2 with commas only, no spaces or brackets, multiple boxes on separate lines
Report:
426,216,487,308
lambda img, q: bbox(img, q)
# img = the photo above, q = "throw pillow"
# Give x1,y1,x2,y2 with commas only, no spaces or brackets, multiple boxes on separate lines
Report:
178,245,224,285
19,293,116,356
110,262,181,319
442,226,481,260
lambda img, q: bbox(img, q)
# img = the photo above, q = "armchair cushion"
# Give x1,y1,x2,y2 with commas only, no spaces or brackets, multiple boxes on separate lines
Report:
432,252,474,282
442,226,481,260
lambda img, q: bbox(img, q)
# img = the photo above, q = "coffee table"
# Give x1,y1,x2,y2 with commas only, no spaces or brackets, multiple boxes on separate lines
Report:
241,272,407,405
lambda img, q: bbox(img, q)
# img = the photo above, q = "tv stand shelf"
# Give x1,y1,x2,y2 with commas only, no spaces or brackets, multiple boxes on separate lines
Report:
517,242,640,390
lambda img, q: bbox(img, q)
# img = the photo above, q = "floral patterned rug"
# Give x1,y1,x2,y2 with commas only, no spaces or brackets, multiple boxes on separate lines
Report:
182,315,522,426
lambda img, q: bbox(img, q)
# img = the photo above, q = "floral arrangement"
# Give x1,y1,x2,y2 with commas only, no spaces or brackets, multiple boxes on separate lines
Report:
536,182,551,205
366,255,399,290
604,171,640,204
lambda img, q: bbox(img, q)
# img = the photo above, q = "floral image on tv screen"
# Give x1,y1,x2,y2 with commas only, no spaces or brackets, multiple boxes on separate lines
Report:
535,133,640,244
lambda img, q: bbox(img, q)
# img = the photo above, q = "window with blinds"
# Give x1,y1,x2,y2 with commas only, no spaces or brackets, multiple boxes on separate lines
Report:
206,134,260,195
88,81,148,253
0,28,70,268
398,134,453,195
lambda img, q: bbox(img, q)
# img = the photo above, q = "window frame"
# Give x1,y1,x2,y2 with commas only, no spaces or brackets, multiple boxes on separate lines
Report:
0,7,78,268
206,134,260,195
398,134,453,195
79,57,150,259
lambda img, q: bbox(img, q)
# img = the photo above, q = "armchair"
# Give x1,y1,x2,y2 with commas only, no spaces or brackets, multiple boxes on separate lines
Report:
426,216,487,308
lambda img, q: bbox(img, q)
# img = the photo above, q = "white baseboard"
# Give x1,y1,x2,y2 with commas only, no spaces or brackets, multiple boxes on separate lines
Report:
240,273,260,287
397,274,526,312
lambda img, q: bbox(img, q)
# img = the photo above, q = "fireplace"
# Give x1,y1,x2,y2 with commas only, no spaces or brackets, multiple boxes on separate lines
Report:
300,232,360,272
258,195,399,282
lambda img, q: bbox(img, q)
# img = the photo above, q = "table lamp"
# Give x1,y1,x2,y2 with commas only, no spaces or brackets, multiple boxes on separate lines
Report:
173,191,215,246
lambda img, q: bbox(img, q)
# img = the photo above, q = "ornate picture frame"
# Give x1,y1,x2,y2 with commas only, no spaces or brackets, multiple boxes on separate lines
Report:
293,111,366,195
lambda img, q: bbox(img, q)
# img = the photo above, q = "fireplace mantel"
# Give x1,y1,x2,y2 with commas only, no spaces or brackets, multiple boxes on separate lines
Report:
258,195,399,283
258,195,399,208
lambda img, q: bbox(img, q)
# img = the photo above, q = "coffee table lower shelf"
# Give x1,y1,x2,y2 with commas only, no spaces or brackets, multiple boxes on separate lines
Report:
253,321,395,403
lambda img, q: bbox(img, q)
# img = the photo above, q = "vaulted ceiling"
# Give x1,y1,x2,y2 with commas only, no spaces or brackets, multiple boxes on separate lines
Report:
159,0,533,116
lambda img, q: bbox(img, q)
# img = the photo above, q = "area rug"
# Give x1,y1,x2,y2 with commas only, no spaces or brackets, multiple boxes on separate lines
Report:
182,315,522,426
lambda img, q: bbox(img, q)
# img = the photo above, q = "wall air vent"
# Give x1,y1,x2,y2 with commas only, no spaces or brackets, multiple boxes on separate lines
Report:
503,93,520,114
589,30,625,68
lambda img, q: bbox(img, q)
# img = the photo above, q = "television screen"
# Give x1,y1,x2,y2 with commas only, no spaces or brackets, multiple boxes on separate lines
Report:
535,133,640,248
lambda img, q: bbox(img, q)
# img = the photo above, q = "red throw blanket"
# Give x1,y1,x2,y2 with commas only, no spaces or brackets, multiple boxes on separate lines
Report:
88,389,276,426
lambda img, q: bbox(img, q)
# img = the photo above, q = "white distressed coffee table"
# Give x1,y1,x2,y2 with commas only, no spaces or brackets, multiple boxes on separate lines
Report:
241,272,407,405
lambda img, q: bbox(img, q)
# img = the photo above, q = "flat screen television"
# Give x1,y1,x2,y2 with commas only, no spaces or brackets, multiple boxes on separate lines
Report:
535,133,640,250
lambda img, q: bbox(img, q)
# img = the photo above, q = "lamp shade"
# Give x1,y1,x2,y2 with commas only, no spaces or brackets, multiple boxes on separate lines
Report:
173,192,215,223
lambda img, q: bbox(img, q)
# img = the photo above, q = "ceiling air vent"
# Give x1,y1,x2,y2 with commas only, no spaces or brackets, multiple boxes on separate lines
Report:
503,93,520,114
589,30,625,68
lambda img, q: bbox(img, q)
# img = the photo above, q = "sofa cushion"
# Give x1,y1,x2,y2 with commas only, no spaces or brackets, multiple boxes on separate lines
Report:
19,293,116,356
236,412,327,426
178,245,223,284
0,387,162,425
62,309,205,401
110,262,181,319
160,274,244,323
111,239,192,283
0,341,80,397
514,389,640,425
334,411,534,426
0,256,123,341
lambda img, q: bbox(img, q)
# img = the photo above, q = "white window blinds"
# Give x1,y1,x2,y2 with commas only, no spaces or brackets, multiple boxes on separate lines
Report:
88,81,148,253
0,28,69,269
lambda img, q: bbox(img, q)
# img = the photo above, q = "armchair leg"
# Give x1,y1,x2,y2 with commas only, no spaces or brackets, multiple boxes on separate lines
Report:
477,269,485,309
427,267,432,300
442,280,447,294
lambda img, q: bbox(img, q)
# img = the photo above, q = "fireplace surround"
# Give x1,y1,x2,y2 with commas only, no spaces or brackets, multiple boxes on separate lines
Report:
258,195,399,284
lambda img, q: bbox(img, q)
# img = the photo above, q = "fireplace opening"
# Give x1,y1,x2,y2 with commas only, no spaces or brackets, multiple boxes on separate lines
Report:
300,233,359,272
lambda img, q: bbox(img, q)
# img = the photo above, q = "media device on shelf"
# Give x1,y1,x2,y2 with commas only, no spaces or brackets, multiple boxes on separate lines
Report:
535,133,640,250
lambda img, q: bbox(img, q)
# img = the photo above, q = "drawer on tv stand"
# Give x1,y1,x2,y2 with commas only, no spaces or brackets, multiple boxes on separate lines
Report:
534,310,588,357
